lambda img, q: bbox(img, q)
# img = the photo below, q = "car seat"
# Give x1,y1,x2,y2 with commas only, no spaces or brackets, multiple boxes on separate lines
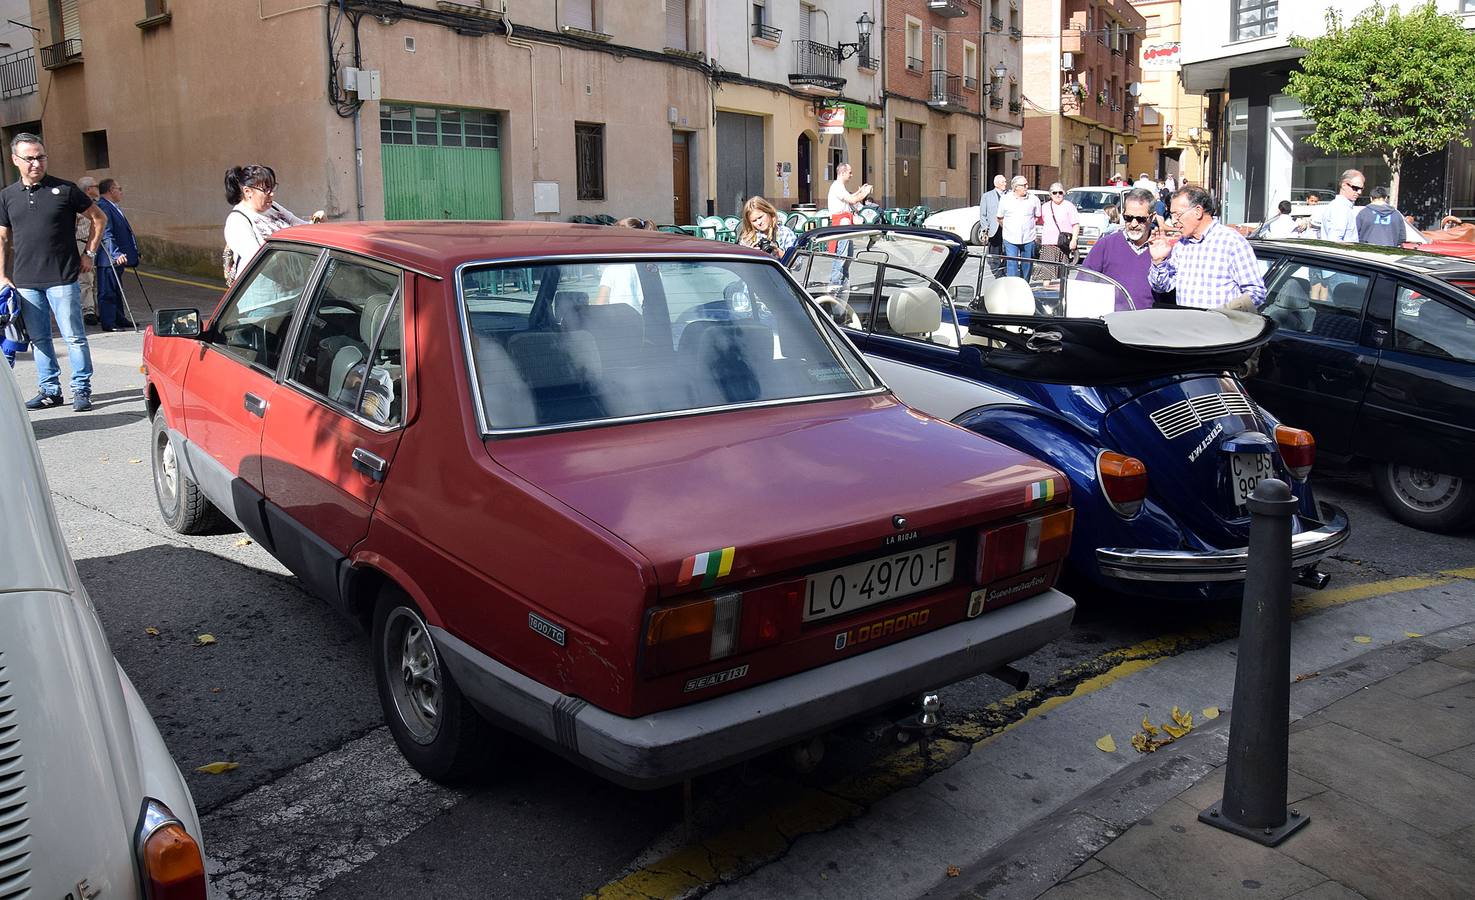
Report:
1265,278,1313,332
678,320,773,404
886,285,943,339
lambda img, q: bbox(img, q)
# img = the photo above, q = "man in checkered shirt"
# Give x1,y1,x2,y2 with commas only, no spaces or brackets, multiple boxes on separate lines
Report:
1147,185,1265,311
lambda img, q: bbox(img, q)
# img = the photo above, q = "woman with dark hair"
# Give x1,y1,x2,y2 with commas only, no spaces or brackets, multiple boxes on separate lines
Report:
223,165,324,284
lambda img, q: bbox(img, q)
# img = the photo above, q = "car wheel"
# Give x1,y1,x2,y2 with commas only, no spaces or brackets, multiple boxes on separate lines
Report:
970,222,982,245
1373,462,1475,533
150,412,221,534
372,588,495,783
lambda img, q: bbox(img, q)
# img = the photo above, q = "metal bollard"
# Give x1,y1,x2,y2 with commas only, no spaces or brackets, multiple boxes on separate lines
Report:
1198,478,1310,846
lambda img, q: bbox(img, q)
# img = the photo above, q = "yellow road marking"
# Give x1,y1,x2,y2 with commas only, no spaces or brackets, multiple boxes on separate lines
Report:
136,269,222,291
590,569,1475,900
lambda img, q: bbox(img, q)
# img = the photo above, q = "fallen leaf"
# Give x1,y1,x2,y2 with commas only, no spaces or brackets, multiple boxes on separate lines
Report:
946,865,961,878
1406,631,1424,638
195,633,217,646
234,538,253,547
1171,706,1194,729
144,626,160,636
1162,722,1191,739
1294,671,1320,682
1202,706,1220,720
128,458,143,464
195,761,239,775
1353,635,1372,644
1140,715,1160,736
1130,732,1167,753
1095,734,1117,753
210,687,222,693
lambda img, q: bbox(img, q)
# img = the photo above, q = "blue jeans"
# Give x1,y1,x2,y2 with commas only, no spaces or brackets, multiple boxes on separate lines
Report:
1003,241,1036,280
18,281,91,396
827,239,853,291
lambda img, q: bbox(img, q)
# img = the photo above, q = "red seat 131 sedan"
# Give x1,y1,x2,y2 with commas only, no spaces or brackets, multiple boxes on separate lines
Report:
141,222,1076,788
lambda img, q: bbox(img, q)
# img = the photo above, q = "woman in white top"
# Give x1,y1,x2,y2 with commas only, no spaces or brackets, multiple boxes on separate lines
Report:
223,165,324,284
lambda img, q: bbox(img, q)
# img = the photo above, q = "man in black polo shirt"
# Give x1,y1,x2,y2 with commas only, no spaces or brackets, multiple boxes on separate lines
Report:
0,133,106,411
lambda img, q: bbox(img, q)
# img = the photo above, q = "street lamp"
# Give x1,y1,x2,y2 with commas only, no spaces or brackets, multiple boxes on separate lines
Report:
836,12,874,60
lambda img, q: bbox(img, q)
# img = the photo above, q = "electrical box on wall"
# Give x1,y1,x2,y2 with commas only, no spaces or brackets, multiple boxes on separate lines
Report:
363,70,382,100
533,181,560,215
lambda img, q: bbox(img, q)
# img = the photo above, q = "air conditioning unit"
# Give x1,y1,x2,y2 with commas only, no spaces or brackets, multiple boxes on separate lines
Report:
1061,52,1074,70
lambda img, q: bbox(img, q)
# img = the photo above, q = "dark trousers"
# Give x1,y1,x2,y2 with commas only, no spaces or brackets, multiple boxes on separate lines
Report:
96,265,129,328
987,232,1006,276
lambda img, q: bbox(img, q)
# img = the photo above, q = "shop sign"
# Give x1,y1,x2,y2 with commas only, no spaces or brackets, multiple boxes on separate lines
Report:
818,106,846,135
1142,42,1180,70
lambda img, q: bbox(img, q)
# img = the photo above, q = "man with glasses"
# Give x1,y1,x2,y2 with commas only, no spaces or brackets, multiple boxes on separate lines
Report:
1081,188,1158,310
1321,169,1365,243
995,176,1041,279
0,133,106,411
1147,185,1265,310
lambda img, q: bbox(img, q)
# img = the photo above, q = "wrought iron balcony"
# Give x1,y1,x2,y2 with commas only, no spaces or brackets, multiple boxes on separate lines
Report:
990,95,1003,109
0,48,37,99
1009,100,1022,114
752,22,781,42
927,0,967,17
1009,25,1022,39
991,16,1003,31
858,51,878,70
40,38,81,70
790,40,844,95
928,70,966,110
906,55,923,72
964,75,978,91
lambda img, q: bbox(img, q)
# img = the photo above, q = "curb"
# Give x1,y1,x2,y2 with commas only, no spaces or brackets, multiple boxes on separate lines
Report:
931,621,1475,900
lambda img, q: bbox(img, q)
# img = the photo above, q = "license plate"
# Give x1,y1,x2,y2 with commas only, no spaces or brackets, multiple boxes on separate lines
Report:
803,541,956,623
1231,452,1274,507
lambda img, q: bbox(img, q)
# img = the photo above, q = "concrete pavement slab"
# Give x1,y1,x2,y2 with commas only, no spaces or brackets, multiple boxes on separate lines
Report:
1175,766,1327,812
1275,789,1475,900
1377,660,1475,698
1428,742,1475,778
1093,798,1326,900
1436,644,1475,668
1284,883,1367,900
1318,684,1475,757
1033,867,1158,900
1058,859,1104,882
1287,722,1475,836
1446,823,1475,857
1418,679,1475,717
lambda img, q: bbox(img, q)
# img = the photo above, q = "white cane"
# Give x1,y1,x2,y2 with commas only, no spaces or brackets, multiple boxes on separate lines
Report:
106,262,141,333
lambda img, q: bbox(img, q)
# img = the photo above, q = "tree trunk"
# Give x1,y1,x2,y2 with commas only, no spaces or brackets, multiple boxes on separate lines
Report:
1388,153,1401,209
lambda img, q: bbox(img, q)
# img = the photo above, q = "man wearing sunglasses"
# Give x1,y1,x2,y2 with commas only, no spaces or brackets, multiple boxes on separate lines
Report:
1320,169,1365,243
1081,188,1158,310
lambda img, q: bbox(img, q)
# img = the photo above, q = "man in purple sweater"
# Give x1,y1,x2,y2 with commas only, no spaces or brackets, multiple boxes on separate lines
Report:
1081,187,1158,310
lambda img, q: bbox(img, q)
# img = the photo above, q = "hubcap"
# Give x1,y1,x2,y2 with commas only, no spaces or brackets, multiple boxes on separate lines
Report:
155,430,178,507
1389,464,1461,513
383,606,442,744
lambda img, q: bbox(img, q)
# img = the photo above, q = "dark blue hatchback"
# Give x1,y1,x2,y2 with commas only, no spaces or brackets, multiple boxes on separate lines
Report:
788,226,1350,599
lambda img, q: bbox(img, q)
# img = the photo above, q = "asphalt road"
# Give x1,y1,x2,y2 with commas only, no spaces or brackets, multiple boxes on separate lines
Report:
14,267,1475,899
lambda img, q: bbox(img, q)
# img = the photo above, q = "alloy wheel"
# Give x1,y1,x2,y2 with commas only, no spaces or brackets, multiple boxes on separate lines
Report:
382,606,443,744
1388,464,1461,513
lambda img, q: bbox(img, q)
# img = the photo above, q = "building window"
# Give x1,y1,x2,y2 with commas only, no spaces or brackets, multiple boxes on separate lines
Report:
1463,0,1475,11
963,41,977,89
947,134,957,169
379,105,500,149
1089,143,1102,184
1232,0,1277,41
144,0,167,16
575,122,606,201
905,18,923,71
82,129,108,169
564,0,594,32
666,0,687,50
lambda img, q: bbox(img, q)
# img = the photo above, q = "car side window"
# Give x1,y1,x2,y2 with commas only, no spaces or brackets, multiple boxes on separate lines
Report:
1393,287,1475,362
212,248,319,372
287,257,405,426
871,264,961,348
1261,262,1368,342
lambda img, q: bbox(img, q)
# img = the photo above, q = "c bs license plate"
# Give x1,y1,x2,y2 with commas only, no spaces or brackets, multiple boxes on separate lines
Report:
1231,452,1274,507
803,541,956,623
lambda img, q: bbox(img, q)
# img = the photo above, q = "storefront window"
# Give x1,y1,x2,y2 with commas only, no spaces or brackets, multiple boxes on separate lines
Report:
1267,94,1390,207
1448,124,1475,221
1223,98,1249,224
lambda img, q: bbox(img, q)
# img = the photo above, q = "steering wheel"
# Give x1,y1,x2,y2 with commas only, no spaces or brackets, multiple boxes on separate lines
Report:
813,295,861,330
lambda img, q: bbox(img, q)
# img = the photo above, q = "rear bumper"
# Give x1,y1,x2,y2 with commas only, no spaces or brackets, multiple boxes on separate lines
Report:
1094,502,1350,583
434,588,1075,789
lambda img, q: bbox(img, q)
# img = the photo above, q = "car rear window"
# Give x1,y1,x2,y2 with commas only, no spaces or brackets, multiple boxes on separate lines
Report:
460,258,879,431
1065,190,1124,213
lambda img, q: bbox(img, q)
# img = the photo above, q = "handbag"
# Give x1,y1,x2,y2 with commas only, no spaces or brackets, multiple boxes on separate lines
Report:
1049,203,1073,254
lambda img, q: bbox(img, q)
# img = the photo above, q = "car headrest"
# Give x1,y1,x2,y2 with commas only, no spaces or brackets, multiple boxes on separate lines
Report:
553,290,589,323
983,276,1036,316
567,301,644,341
361,293,399,348
507,330,602,389
1275,279,1310,310
886,286,943,335
677,320,772,364
1419,301,1463,331
1330,281,1364,310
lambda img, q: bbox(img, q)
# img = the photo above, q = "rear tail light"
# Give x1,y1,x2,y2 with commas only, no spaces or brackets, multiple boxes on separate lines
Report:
135,799,206,900
1275,425,1315,481
643,581,802,676
977,508,1074,584
1097,450,1149,517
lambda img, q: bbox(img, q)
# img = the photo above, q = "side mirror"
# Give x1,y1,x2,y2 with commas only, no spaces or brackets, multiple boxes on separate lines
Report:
154,308,201,338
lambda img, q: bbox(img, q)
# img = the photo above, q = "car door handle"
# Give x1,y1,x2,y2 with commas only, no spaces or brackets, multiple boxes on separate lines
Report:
243,392,267,418
352,448,388,482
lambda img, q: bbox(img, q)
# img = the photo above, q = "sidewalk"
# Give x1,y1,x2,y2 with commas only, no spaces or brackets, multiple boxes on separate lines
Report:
950,624,1475,900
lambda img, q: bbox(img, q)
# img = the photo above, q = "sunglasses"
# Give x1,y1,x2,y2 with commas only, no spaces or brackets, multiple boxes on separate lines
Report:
1346,183,1364,191
1051,191,1064,195
1122,214,1151,223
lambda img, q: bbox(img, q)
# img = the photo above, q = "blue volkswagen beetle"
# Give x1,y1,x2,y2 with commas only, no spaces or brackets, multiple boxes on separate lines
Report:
786,225,1350,600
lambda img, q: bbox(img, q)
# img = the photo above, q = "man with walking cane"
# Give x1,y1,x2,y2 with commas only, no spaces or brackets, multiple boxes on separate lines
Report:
94,178,139,331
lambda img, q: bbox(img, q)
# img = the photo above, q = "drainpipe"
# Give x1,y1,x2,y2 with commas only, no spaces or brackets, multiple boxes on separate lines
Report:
353,107,365,220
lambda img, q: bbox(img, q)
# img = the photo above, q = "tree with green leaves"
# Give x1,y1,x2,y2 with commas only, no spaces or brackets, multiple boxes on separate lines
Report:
1286,0,1475,208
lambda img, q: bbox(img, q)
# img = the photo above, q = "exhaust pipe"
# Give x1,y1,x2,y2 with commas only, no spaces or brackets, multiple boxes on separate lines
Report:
1295,567,1330,590
987,664,1031,691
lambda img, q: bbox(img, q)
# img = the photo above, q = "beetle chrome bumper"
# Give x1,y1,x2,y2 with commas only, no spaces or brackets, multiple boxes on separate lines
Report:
433,588,1074,789
1094,502,1349,583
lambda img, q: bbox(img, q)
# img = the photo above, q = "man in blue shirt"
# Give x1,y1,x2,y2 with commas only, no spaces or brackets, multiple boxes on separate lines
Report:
1320,169,1364,243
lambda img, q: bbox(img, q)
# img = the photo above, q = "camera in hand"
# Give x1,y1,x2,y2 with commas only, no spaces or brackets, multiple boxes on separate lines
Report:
755,235,778,254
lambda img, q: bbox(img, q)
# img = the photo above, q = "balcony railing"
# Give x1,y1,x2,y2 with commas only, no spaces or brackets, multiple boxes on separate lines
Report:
964,75,978,91
906,55,923,72
927,0,967,17
790,40,844,93
990,15,1003,30
40,38,81,70
928,70,965,109
1009,100,1022,114
858,51,878,70
1009,25,1022,39
990,95,1003,109
752,22,781,42
0,48,37,99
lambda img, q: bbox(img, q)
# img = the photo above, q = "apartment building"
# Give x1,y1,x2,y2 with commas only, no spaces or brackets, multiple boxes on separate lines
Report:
1020,0,1143,189
883,0,1023,209
26,0,712,268
1179,0,1475,225
1123,0,1208,188
0,0,39,186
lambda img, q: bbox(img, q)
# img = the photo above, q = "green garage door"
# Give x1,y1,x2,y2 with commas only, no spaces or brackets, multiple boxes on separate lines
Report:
380,104,503,220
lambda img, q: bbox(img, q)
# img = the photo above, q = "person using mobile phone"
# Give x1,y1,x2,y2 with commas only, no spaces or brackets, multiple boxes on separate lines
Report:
1080,187,1158,310
1148,185,1265,311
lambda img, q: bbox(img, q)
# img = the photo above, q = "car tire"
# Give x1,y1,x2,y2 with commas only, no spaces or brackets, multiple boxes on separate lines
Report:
150,412,222,534
970,221,982,245
372,588,496,783
1372,461,1475,533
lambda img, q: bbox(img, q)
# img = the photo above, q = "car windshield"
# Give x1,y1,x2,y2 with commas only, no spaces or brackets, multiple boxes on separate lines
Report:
460,258,878,431
1065,190,1123,213
788,230,955,291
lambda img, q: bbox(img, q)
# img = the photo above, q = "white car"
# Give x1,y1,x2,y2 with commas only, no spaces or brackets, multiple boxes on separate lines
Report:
1063,186,1133,254
0,370,207,897
923,190,1052,244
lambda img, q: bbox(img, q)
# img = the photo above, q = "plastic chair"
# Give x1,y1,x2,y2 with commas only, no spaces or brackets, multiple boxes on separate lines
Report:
909,206,931,226
695,215,728,241
857,207,881,225
785,212,810,232
884,208,910,225
593,214,617,226
568,214,596,224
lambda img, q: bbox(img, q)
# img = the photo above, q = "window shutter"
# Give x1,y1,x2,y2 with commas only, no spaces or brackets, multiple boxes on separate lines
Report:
798,5,811,44
563,0,593,31
665,0,687,50
54,0,80,41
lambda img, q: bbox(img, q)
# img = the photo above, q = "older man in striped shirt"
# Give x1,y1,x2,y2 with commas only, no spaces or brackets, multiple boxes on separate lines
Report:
1148,185,1265,311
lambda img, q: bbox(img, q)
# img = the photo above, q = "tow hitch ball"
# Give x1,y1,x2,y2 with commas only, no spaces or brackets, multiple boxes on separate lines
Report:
1295,566,1330,590
895,692,944,743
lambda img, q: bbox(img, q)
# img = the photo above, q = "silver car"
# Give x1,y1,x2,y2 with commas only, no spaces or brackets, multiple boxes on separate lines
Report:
0,371,206,897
